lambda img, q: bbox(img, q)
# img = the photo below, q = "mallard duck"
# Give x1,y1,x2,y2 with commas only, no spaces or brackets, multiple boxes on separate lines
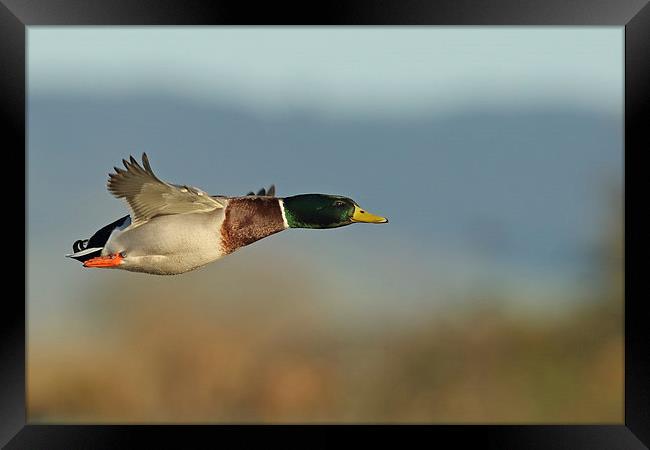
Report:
67,153,388,275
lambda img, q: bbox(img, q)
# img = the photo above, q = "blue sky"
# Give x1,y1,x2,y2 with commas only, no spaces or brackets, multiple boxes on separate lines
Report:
28,27,623,117
27,27,623,328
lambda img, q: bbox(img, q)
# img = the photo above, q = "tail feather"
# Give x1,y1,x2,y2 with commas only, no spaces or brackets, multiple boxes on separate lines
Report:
73,239,88,253
66,215,131,263
66,246,103,262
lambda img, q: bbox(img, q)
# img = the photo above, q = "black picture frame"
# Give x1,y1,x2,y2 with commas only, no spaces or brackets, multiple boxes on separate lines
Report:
2,1,648,448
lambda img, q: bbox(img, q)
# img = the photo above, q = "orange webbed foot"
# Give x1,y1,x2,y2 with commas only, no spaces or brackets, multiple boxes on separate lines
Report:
83,253,124,268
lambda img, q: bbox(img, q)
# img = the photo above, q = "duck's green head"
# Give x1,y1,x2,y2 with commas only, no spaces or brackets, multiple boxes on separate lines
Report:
281,194,388,229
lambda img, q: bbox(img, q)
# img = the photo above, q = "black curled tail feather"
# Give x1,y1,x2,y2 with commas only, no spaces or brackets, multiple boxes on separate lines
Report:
67,215,131,263
73,239,89,253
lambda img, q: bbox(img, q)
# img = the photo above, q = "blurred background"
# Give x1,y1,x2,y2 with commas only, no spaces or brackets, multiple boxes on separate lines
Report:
27,27,623,423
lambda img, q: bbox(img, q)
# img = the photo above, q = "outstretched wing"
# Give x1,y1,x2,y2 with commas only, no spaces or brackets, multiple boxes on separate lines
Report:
246,184,276,197
107,153,224,227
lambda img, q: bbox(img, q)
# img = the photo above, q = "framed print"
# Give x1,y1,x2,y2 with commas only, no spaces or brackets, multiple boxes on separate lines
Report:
2,0,648,448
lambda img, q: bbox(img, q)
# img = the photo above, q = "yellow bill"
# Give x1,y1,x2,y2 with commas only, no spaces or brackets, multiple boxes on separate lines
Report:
351,205,388,224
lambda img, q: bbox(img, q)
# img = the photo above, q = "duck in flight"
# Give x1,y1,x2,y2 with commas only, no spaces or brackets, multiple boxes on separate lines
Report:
66,153,388,275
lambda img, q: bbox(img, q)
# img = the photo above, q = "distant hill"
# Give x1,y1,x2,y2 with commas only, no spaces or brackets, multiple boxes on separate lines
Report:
29,93,622,279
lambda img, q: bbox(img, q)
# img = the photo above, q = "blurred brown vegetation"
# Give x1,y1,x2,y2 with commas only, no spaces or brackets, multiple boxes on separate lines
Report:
28,197,623,423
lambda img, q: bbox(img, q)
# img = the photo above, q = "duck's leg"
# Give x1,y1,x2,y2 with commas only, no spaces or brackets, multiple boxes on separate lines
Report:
83,253,124,268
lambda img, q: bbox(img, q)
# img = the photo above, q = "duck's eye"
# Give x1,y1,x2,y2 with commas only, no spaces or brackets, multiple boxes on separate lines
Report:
333,201,345,207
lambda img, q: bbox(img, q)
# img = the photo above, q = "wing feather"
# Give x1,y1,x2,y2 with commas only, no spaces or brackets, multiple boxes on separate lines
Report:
246,184,276,197
107,153,223,226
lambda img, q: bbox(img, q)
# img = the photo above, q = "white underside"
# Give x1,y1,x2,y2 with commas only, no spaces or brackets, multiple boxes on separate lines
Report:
103,209,226,275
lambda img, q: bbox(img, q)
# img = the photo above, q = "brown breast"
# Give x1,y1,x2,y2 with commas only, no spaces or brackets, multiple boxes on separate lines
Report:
220,197,287,254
